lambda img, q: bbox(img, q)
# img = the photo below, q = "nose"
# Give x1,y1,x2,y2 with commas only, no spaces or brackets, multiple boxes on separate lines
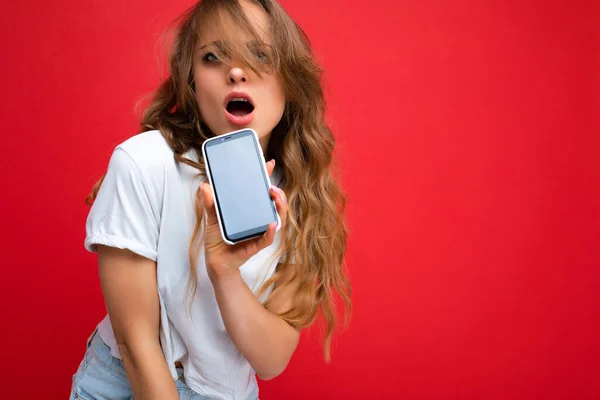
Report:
227,66,247,84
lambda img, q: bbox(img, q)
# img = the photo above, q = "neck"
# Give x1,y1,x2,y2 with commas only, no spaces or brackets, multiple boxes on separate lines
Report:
259,133,271,157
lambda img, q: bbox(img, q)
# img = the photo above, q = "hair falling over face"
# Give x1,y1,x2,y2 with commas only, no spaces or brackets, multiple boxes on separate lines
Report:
87,0,351,362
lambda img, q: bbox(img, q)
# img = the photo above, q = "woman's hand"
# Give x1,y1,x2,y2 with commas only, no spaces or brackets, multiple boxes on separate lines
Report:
201,159,288,280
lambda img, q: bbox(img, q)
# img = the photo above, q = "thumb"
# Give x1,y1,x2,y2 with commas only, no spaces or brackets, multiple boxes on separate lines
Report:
201,183,219,226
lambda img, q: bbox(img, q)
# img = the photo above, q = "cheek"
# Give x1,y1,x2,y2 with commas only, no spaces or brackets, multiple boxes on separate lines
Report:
193,70,205,106
268,78,286,114
194,69,220,108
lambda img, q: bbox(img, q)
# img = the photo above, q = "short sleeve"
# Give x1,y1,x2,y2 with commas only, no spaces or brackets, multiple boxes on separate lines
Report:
84,147,159,261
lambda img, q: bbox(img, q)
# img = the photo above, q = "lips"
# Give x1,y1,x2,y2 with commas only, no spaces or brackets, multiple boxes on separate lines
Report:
224,92,255,126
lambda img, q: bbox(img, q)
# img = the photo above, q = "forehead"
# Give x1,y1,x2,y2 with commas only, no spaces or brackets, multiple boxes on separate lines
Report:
198,0,271,45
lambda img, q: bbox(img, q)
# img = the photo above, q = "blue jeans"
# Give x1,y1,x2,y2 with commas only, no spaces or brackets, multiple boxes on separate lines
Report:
70,330,259,400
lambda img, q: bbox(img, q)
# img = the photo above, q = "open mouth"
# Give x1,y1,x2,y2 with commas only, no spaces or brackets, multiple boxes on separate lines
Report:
226,98,255,117
224,92,255,126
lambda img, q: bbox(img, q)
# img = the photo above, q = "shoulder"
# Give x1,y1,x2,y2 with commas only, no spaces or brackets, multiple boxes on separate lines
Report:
105,130,177,199
115,130,174,172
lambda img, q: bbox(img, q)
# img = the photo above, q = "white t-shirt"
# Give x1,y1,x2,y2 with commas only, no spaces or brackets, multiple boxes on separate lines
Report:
84,130,287,400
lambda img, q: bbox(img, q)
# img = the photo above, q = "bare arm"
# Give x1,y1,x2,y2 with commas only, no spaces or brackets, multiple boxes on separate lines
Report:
200,160,301,380
210,266,301,381
97,245,178,399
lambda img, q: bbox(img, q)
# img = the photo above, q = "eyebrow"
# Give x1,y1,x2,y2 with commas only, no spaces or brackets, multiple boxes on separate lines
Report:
197,40,222,52
197,39,268,52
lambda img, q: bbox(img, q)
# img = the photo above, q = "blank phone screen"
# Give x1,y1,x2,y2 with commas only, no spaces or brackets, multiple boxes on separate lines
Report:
204,131,277,242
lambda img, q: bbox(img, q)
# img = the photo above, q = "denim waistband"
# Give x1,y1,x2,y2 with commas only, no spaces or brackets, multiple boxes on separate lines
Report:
87,328,129,378
84,328,257,399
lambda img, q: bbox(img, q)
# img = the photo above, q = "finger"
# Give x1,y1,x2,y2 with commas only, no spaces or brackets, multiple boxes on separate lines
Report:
266,159,275,177
255,222,277,251
270,186,288,228
201,182,219,226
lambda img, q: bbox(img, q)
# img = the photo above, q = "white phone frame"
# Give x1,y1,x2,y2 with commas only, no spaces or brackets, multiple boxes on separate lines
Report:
201,128,281,245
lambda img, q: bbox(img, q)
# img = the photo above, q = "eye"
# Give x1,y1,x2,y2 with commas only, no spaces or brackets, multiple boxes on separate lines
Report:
255,51,269,62
202,52,219,63
250,45,270,63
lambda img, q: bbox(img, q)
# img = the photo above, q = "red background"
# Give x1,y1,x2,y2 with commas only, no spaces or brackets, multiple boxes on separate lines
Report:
1,0,599,399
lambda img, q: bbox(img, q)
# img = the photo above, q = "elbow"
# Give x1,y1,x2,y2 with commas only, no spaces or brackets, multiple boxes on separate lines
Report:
255,327,300,381
256,361,289,381
117,341,136,363
115,337,152,365
257,370,281,381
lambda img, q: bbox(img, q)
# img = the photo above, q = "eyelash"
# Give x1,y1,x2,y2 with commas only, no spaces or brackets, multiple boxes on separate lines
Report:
255,51,269,62
202,52,219,63
201,49,269,64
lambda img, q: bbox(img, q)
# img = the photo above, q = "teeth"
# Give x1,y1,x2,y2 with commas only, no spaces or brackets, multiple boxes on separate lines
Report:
231,98,249,102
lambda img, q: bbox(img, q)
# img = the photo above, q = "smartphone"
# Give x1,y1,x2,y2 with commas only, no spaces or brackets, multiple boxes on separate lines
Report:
201,128,281,245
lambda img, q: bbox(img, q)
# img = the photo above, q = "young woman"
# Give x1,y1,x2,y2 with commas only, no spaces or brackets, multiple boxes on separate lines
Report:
70,0,351,399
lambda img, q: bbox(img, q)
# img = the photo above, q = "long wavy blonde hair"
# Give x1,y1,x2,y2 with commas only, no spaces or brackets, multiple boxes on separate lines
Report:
87,0,351,362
